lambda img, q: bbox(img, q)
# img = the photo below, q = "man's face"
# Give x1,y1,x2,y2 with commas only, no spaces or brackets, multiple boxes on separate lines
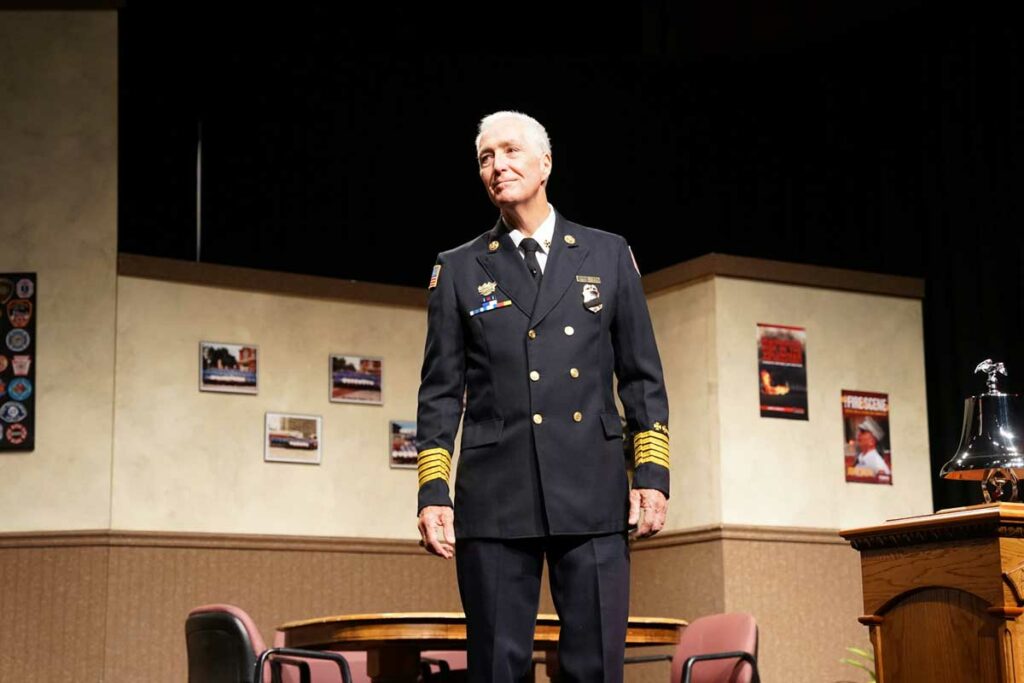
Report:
857,429,878,454
477,119,552,210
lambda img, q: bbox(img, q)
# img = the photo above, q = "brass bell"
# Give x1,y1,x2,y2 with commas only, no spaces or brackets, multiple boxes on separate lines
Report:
940,359,1024,502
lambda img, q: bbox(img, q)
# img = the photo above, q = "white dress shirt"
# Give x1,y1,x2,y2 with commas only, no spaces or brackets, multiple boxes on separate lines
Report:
508,204,556,274
854,448,891,476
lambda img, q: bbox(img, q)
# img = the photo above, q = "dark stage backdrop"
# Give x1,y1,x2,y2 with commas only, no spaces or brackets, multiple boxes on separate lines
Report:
119,3,1024,512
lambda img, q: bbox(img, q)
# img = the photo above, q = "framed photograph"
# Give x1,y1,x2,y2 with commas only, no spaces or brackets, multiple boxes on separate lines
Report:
200,341,258,394
264,412,322,464
330,354,383,404
389,420,417,469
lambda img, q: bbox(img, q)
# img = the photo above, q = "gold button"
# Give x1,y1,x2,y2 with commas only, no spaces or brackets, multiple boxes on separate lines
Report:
564,234,576,245
573,411,583,422
488,240,500,252
529,370,540,381
569,368,579,378
564,326,574,336
528,329,537,340
533,413,543,425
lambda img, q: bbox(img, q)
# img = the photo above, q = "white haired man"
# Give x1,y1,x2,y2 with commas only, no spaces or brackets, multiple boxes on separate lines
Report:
415,111,670,682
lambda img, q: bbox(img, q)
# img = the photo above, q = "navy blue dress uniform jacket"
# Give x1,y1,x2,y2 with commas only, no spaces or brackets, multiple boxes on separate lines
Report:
416,211,670,540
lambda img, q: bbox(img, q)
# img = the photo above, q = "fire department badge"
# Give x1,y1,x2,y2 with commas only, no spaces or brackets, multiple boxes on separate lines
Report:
5,329,29,352
6,424,27,445
582,283,602,313
15,278,33,299
0,401,27,424
12,355,30,376
8,378,31,401
7,300,32,328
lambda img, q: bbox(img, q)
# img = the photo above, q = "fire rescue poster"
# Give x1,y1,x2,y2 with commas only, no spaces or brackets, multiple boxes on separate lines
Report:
842,390,892,484
757,323,808,421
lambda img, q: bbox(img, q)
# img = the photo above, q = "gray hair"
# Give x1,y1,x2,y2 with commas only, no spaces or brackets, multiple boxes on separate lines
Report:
475,111,552,156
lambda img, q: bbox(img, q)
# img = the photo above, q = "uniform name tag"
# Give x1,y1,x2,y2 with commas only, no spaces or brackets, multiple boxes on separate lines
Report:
576,275,601,284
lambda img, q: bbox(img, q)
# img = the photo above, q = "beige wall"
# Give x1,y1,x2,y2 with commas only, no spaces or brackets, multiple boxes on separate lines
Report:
0,11,117,531
714,277,933,528
112,276,428,538
646,275,931,533
647,280,723,530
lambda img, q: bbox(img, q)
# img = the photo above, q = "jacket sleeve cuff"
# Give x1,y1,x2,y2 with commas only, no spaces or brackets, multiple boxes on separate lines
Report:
417,448,454,512
632,426,670,498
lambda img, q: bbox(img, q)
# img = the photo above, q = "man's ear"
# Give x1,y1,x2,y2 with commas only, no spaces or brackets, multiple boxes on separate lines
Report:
541,153,552,185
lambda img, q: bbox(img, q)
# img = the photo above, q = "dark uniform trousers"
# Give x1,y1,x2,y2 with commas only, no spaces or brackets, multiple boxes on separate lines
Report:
457,533,630,683
416,211,670,683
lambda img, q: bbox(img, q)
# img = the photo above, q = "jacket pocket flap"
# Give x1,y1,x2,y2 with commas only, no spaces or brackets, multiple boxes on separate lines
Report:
600,413,624,439
461,418,504,449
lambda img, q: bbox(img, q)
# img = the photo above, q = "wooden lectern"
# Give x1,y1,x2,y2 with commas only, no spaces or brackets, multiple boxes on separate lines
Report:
841,503,1024,682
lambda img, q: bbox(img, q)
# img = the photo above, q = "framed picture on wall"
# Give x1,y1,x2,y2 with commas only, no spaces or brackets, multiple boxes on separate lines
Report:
264,412,322,465
0,272,37,452
199,341,258,394
389,420,417,469
329,354,383,404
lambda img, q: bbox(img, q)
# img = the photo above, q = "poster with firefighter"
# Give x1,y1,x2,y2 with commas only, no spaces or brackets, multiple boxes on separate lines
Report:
757,323,808,420
842,390,892,484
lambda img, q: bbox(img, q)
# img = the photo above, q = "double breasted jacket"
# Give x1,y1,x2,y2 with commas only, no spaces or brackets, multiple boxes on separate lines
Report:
416,211,670,539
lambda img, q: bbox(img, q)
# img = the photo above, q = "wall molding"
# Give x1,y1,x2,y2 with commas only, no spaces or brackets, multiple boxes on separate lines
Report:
631,523,848,551
0,529,424,555
0,525,849,553
119,251,925,309
118,253,429,310
642,252,924,300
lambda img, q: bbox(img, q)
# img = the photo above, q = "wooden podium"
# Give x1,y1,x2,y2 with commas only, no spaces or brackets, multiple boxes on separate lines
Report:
841,503,1024,682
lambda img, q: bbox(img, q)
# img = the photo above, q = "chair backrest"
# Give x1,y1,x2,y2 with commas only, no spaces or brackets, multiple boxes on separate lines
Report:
186,604,267,683
670,612,758,683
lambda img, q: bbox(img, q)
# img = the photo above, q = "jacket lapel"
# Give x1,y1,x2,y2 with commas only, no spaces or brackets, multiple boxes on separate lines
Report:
476,219,538,317
530,213,588,327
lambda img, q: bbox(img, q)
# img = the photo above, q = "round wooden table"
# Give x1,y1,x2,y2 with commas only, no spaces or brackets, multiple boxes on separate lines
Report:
279,611,686,682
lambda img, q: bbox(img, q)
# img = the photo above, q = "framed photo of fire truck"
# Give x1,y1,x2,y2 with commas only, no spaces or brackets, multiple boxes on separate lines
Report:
199,341,258,395
329,354,383,405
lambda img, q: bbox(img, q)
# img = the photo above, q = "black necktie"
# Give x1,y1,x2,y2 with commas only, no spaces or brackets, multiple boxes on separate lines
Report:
520,237,543,285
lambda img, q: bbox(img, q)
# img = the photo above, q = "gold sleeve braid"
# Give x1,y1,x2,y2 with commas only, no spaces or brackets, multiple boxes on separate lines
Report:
417,448,452,487
633,422,669,469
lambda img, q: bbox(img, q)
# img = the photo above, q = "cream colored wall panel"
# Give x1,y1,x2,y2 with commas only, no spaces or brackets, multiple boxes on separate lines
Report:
0,12,117,530
112,276,428,538
647,281,722,530
713,277,932,529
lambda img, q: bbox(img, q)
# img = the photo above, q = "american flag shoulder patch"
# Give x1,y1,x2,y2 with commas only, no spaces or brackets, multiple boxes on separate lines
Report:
428,264,442,289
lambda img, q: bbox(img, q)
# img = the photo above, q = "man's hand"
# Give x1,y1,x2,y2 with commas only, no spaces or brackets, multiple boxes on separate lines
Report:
418,505,456,559
628,488,668,539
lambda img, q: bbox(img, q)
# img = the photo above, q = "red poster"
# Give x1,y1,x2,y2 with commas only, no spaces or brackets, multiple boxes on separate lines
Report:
757,323,808,420
842,390,892,485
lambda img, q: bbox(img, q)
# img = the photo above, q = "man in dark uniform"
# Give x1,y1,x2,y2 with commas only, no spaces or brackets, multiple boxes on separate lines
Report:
416,111,670,682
